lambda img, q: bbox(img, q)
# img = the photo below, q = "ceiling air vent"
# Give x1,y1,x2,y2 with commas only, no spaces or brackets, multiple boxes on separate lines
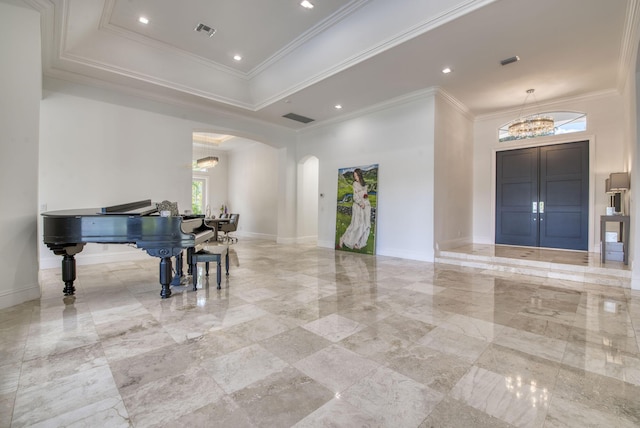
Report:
194,23,216,37
282,113,315,124
500,56,520,66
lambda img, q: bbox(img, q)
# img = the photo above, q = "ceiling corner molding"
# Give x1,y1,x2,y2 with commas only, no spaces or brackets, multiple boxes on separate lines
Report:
100,22,249,79
247,0,370,79
22,0,56,67
98,0,248,81
42,73,296,145
475,88,620,122
436,88,473,120
58,51,255,110
98,0,115,30
47,0,255,110
254,0,499,110
21,0,54,11
617,0,640,90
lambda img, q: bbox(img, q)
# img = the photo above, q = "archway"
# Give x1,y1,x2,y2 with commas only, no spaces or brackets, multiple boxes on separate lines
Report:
192,131,281,241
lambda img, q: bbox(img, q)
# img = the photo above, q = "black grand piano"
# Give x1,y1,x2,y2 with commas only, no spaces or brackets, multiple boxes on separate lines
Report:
42,200,215,298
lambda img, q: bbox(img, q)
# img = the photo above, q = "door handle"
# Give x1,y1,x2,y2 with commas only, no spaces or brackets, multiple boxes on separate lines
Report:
539,201,545,213
532,202,537,213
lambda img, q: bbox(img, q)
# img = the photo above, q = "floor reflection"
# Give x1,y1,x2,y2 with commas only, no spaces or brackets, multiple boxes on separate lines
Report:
2,238,640,427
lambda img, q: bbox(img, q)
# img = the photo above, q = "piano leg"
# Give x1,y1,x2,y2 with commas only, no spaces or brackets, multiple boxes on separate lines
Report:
186,247,194,275
159,257,172,298
171,252,183,286
62,254,76,296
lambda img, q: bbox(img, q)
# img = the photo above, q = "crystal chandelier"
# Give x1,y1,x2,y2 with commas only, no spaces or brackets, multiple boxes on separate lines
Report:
508,89,554,139
196,156,218,168
193,132,230,170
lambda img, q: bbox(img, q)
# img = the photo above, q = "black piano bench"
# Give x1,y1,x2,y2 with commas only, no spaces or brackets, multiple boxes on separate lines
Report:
191,245,229,290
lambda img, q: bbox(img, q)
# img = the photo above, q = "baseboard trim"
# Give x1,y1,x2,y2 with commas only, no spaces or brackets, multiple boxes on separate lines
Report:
436,237,472,252
237,231,277,241
40,250,150,270
0,284,40,310
296,235,318,244
277,236,298,244
317,240,434,262
376,248,435,262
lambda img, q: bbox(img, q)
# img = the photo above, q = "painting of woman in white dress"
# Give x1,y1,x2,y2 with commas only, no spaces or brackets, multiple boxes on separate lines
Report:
336,165,378,254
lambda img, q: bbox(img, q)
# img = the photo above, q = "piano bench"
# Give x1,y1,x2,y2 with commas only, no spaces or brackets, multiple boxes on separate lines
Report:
191,245,229,290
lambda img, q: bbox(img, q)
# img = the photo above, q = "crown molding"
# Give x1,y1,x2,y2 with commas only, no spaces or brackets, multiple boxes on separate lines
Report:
42,73,296,146
436,88,474,121
618,0,640,91
58,50,255,110
299,86,439,132
99,0,247,80
254,0,498,110
247,0,370,79
475,88,621,122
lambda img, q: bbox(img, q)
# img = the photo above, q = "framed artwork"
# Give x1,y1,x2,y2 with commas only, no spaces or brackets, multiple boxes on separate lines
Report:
335,164,378,254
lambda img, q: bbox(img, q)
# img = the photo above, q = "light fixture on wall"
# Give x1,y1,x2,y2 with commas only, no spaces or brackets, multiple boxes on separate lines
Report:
507,89,555,139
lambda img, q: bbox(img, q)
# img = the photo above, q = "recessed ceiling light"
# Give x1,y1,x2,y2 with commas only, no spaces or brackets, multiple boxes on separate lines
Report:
301,1,314,9
442,67,452,74
233,54,242,61
334,104,342,110
138,16,149,24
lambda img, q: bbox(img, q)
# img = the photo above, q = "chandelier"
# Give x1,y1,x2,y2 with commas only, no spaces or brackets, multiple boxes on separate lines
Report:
193,132,230,170
196,156,218,169
508,89,554,139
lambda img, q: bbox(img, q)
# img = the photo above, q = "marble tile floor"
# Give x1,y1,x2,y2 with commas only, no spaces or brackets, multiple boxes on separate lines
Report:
2,238,640,427
437,244,631,288
443,243,625,269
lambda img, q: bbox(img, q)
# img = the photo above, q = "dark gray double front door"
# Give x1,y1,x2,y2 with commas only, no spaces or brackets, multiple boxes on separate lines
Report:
495,141,589,250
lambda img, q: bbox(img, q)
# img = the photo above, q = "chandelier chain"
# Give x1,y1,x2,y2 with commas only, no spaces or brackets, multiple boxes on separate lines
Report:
508,89,554,139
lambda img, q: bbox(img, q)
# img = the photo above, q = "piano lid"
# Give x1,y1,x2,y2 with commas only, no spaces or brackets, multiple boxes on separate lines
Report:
101,199,157,215
42,199,158,217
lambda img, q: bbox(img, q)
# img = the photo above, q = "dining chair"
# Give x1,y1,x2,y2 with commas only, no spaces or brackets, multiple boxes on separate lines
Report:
219,213,239,243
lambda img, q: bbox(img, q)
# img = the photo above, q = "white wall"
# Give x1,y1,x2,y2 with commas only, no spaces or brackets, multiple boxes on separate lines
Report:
473,92,627,253
227,141,279,239
0,2,41,309
630,66,640,290
38,91,194,267
297,93,436,261
37,91,289,269
296,156,319,242
434,93,474,251
277,146,299,243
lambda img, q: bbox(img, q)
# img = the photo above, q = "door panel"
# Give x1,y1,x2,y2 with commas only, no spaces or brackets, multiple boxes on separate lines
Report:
495,147,538,247
539,142,589,250
496,141,588,250
545,212,582,237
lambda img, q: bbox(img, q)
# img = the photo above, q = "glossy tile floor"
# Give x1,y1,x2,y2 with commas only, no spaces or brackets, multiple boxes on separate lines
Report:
447,243,628,269
2,238,640,427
